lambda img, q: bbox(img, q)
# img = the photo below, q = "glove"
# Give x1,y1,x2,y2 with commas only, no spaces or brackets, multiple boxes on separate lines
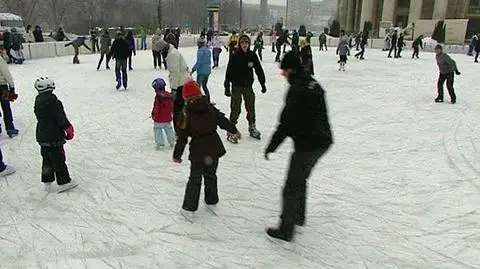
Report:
455,70,461,75
173,158,182,164
224,81,231,97
65,125,75,140
261,84,267,94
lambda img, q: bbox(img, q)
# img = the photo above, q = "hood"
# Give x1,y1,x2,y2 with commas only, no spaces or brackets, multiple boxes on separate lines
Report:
36,92,58,109
186,96,211,113
239,34,250,45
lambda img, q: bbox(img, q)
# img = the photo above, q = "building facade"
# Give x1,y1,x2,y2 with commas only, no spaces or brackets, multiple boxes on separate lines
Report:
286,0,311,27
338,0,479,36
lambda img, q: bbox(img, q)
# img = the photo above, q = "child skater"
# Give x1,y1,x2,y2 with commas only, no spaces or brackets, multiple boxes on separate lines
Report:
173,79,241,221
151,77,175,150
34,77,77,193
336,36,350,71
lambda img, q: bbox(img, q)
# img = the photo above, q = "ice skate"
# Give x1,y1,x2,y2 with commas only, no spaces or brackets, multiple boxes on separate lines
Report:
43,182,52,192
435,97,444,103
205,204,218,216
156,144,164,150
451,99,456,104
227,132,238,144
180,209,195,223
115,81,121,90
265,227,293,242
7,129,19,138
248,125,261,140
57,180,78,193
0,165,16,177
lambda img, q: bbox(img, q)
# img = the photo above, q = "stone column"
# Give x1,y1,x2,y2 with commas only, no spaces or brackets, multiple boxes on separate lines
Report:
338,0,348,31
346,0,356,32
381,0,396,23
408,0,423,24
432,0,448,19
360,0,375,32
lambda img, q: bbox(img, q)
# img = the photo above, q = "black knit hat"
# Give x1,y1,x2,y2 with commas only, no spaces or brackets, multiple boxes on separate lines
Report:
435,44,443,50
280,51,301,70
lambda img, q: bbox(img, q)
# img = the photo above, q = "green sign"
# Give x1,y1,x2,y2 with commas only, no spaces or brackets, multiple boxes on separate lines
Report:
207,0,220,12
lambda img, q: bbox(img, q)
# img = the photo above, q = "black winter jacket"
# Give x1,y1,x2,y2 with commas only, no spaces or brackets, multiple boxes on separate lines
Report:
225,48,266,87
266,69,333,153
110,37,130,59
34,92,71,146
300,45,314,75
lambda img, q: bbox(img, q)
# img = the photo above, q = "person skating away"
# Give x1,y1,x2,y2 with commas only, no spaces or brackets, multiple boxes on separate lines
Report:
126,30,136,71
336,35,350,71
354,32,368,60
388,30,398,58
253,32,264,61
152,29,166,69
34,77,77,193
0,56,19,138
0,146,15,177
474,34,480,63
209,32,227,69
191,38,212,100
97,29,111,70
299,39,314,75
264,51,333,242
354,32,362,50
109,32,130,90
151,77,175,150
275,29,290,62
468,34,477,56
227,30,239,58
173,79,241,221
65,37,91,64
162,42,189,132
412,35,423,59
434,45,460,104
174,28,181,49
89,27,99,53
319,32,327,51
140,26,147,50
396,33,406,58
271,30,277,53
224,35,267,143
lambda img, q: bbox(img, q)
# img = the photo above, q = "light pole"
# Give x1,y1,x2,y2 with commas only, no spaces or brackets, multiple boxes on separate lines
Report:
285,0,288,28
240,0,243,30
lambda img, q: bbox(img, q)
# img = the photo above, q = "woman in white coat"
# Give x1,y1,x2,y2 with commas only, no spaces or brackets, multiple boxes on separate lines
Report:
0,56,19,137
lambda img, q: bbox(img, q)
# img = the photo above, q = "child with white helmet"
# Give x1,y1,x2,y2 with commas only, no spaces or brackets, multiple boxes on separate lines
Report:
34,77,77,193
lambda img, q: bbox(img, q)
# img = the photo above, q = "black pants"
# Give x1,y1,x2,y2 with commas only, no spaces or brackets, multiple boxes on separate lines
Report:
161,51,168,69
437,72,456,101
279,148,328,233
275,43,283,61
412,45,419,58
172,86,184,132
212,48,221,67
475,51,480,62
73,47,79,63
91,39,99,52
355,45,365,59
128,51,133,69
153,50,161,68
388,45,397,57
253,47,263,61
319,41,327,51
182,158,219,211
115,58,128,87
0,85,15,131
271,42,276,52
397,46,403,57
97,51,111,69
41,145,71,185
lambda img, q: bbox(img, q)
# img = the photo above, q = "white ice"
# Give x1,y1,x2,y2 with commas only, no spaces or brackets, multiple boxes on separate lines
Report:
0,46,479,269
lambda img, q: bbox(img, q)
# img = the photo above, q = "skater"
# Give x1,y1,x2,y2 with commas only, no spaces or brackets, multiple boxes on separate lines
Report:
383,33,391,51
151,77,175,149
264,51,333,242
152,29,165,69
354,32,362,50
34,77,77,193
474,35,480,63
271,30,277,53
174,27,181,49
275,29,290,62
26,25,34,43
33,25,44,42
10,28,25,64
224,34,267,143
283,30,289,53
299,39,314,75
253,32,264,61
164,28,178,49
336,35,350,71
110,32,130,90
2,30,13,64
0,56,19,137
89,27,99,53
354,32,368,60
140,26,147,50
396,33,405,58
207,29,214,43
291,30,299,52
209,32,227,69
0,146,15,177
435,45,460,104
162,41,189,132
97,29,111,70
388,30,398,58
468,34,477,56
412,35,423,59
173,79,241,219
191,38,212,99
126,30,136,70
227,30,239,58
55,28,67,41
318,32,327,51
65,36,91,64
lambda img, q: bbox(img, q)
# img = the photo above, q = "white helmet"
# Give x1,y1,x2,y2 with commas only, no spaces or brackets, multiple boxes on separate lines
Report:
34,77,55,93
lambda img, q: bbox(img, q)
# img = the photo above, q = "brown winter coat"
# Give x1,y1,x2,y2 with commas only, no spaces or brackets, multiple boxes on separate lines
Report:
173,96,238,162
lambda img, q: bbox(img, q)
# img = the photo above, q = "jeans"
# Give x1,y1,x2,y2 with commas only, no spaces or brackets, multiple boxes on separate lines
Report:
115,58,128,87
0,86,15,131
212,48,221,67
437,72,456,101
154,122,175,146
197,74,210,99
141,37,147,50
152,50,161,68
182,158,219,211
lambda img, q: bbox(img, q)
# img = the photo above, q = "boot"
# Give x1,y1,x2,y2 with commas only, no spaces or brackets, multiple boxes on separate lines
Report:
7,129,19,138
116,81,121,90
227,132,238,144
265,221,294,242
248,124,261,140
435,97,444,103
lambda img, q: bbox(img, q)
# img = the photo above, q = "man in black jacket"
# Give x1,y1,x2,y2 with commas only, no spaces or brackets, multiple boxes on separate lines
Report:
265,51,333,242
388,30,398,58
396,33,405,58
109,32,130,90
224,35,267,143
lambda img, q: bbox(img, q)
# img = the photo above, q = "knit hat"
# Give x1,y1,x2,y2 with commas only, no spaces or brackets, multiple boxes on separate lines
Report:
239,34,250,45
152,77,166,91
197,37,207,47
280,51,301,70
183,79,202,100
435,44,443,50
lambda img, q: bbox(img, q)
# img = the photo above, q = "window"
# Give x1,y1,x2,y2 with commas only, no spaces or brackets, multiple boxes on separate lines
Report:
471,0,480,7
397,0,410,8
0,20,25,28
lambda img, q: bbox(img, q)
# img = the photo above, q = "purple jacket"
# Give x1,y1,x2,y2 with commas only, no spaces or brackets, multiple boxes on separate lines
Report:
126,35,136,53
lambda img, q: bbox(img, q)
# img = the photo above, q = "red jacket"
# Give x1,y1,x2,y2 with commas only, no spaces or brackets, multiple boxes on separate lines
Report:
151,92,173,123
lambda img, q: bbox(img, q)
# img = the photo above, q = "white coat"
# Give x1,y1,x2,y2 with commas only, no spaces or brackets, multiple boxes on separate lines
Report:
0,56,15,87
166,45,189,90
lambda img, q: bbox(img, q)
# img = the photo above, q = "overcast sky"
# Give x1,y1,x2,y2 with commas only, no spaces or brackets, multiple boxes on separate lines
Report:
243,0,323,6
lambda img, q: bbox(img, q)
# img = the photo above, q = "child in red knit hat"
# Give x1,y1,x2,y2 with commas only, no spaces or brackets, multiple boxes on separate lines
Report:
173,79,241,220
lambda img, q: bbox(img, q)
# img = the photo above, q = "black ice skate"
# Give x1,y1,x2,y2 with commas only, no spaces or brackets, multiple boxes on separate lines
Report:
435,97,444,103
227,132,238,144
248,124,261,140
451,99,456,104
265,227,293,242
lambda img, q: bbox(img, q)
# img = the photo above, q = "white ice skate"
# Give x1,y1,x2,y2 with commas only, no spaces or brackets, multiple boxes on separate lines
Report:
57,180,78,193
43,182,52,192
180,209,195,223
0,166,16,177
205,204,218,216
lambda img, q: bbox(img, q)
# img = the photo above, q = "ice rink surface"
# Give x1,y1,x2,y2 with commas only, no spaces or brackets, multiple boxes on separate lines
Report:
0,46,479,269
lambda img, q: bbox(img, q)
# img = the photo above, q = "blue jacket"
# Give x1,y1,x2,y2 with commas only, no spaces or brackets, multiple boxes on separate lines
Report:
126,35,136,53
192,47,212,76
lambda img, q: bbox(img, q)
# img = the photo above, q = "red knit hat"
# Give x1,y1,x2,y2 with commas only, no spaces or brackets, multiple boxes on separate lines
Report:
183,79,202,100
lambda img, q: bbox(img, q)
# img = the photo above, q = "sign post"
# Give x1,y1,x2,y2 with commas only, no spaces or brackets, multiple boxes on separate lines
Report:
207,0,220,31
